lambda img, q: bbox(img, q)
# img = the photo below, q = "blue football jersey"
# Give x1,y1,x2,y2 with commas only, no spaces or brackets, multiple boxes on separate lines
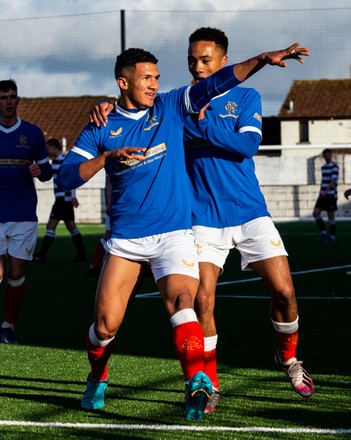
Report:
184,87,270,227
62,87,194,239
0,118,52,222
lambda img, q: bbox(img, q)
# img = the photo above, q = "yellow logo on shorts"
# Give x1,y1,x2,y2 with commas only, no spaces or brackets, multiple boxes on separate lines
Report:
182,259,195,267
270,240,282,247
195,244,202,255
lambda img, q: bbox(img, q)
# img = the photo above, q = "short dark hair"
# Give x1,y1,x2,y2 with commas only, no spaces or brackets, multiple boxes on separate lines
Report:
114,48,158,78
188,27,228,54
0,79,17,94
46,138,62,150
322,148,332,155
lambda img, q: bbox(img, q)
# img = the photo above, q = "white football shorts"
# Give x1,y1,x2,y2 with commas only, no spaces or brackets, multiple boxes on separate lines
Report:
193,216,288,271
105,229,199,281
0,222,38,261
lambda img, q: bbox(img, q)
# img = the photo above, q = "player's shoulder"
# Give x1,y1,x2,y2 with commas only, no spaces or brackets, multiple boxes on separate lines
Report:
156,85,189,103
234,85,260,98
217,86,260,101
18,117,43,132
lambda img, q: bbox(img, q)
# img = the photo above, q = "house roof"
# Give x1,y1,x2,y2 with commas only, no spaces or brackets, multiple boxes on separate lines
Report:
17,95,117,148
278,79,351,120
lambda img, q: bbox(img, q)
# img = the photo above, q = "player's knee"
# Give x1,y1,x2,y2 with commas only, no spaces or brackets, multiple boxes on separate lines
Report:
94,322,118,341
7,276,25,287
274,284,296,305
196,289,215,314
89,323,116,344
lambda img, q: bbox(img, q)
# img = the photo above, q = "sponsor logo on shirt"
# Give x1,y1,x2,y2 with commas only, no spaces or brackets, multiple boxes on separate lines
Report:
253,112,262,123
114,143,166,170
109,127,123,137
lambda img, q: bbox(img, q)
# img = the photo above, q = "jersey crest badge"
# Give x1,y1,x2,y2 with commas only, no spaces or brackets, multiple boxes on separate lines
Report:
219,101,239,119
144,114,159,131
181,336,203,351
16,135,30,148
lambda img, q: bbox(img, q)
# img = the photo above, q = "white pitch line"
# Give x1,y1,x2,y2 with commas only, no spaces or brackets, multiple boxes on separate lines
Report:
217,264,351,286
136,264,351,298
0,421,350,434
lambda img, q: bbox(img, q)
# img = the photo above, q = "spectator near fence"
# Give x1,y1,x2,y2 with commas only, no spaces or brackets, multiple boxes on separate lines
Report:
313,148,339,242
33,138,87,263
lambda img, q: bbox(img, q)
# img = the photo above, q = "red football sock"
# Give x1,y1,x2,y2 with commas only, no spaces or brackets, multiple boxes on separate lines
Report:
173,321,205,382
90,241,106,269
204,349,219,389
4,282,26,324
276,330,298,363
86,333,116,381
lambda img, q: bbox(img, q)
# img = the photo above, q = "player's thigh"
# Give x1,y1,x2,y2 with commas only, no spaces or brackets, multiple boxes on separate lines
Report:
250,255,293,293
0,254,6,279
198,262,221,299
157,273,199,317
95,254,144,331
7,254,27,279
327,210,336,221
47,218,59,230
313,206,322,217
64,220,77,232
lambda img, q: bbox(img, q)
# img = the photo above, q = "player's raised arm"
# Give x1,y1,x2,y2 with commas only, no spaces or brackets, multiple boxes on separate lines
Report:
233,42,310,82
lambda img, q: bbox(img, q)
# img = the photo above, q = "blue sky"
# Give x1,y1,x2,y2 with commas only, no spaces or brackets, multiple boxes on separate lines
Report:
1,0,350,116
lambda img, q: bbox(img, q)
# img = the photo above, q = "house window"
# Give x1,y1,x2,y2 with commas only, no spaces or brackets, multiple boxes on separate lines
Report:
299,120,309,143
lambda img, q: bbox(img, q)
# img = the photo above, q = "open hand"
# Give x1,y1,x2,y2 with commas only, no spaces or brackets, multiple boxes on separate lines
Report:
261,42,310,67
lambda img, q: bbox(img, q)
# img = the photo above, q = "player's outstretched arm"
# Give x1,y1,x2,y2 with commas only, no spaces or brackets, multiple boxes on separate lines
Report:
234,42,310,82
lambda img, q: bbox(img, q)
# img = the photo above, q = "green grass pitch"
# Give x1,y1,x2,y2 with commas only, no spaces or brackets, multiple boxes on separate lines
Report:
0,222,350,439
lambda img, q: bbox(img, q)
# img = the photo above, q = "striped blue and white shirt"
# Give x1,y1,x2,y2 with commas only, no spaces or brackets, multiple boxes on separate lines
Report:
320,161,339,198
52,153,76,201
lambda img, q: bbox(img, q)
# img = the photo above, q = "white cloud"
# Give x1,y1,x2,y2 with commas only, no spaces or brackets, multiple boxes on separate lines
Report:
1,1,350,115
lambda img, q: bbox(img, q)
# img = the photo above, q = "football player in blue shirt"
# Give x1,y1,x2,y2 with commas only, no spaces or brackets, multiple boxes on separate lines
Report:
0,79,53,344
184,28,314,411
59,43,309,420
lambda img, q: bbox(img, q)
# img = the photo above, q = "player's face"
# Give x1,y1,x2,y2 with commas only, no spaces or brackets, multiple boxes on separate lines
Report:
46,144,56,159
117,62,160,109
323,152,332,163
0,90,20,121
188,41,228,83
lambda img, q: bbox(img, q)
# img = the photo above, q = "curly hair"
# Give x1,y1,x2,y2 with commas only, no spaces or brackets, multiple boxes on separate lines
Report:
188,27,228,54
114,48,158,78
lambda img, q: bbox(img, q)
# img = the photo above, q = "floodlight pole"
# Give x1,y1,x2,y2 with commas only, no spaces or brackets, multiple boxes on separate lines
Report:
120,10,126,52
